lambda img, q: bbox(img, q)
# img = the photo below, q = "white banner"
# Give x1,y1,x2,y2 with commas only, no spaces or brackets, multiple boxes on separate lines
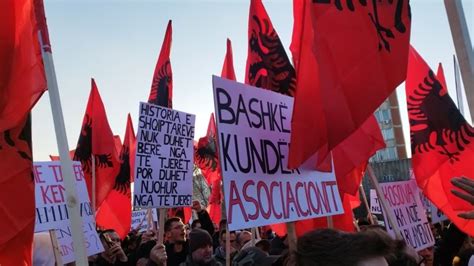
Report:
133,102,195,208
131,209,158,232
213,76,344,231
370,189,382,214
379,180,435,251
33,161,103,263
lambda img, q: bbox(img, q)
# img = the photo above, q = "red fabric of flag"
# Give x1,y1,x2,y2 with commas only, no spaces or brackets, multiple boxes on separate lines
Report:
0,0,46,133
73,79,120,208
407,46,474,235
0,0,45,263
0,117,35,265
148,20,172,108
96,114,136,239
33,0,51,53
245,0,296,96
221,38,236,81
195,113,222,225
289,0,411,168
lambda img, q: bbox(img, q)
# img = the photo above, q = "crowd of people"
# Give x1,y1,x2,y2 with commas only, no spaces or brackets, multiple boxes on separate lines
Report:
82,208,474,266
32,177,474,266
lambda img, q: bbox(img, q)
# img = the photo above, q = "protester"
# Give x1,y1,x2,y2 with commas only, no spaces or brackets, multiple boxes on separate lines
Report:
213,219,228,250
191,219,202,230
293,228,395,266
236,230,252,251
93,229,128,266
214,230,237,264
180,228,222,266
144,201,215,265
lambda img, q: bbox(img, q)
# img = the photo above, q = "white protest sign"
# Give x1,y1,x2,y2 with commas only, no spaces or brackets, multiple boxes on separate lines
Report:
370,189,382,214
380,180,435,251
34,162,90,232
33,161,104,263
133,102,195,208
55,218,103,264
212,76,344,231
131,209,158,232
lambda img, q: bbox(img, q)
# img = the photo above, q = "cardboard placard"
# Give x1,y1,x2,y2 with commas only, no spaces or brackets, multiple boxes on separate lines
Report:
133,102,195,208
33,161,104,263
379,180,435,251
212,76,343,231
370,189,382,214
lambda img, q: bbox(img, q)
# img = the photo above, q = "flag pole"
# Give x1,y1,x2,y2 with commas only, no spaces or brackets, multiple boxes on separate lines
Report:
359,184,374,225
286,222,297,253
444,0,474,122
38,26,88,266
92,155,96,216
157,208,166,245
367,165,402,239
49,230,63,266
326,216,334,229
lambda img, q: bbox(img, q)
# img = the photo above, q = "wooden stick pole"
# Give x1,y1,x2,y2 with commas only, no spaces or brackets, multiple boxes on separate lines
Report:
157,208,167,245
39,30,88,265
49,230,63,266
92,155,96,216
367,165,402,239
286,222,297,253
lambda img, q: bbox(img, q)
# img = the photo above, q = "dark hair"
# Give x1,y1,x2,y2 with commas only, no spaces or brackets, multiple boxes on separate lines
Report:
219,219,227,230
295,229,395,266
164,217,182,232
191,219,201,229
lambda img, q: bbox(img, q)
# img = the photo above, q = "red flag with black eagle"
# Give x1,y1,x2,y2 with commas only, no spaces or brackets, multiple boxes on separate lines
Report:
245,0,383,235
406,46,474,236
96,114,136,238
289,0,411,169
245,0,296,96
0,0,47,264
196,113,222,225
73,79,120,209
148,20,172,108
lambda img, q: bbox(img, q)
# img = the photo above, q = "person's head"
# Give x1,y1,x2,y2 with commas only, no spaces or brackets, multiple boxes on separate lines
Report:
418,246,434,266
219,230,237,249
256,239,271,254
219,219,227,231
189,229,214,264
165,217,185,243
191,219,202,230
237,230,252,250
295,229,394,266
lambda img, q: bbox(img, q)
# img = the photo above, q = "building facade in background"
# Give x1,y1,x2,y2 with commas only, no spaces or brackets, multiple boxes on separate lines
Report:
371,91,407,162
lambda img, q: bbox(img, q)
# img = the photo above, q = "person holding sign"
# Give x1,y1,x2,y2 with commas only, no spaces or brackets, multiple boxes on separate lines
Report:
93,229,128,266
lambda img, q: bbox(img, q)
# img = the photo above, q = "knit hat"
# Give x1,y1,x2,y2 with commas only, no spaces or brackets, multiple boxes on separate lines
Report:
189,228,213,253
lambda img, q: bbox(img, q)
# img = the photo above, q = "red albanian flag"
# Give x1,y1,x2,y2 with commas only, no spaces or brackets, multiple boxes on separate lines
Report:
148,20,172,108
407,46,474,236
289,0,411,168
96,114,136,239
73,79,120,208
